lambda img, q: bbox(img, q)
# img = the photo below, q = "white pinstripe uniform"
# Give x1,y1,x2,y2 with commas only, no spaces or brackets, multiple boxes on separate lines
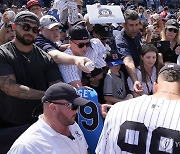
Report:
59,38,106,83
96,95,180,154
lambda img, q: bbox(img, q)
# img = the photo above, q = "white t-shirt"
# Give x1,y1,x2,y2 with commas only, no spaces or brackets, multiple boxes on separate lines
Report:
8,116,88,154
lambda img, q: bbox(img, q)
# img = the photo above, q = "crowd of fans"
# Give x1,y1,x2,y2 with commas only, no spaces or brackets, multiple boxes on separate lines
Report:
0,0,179,153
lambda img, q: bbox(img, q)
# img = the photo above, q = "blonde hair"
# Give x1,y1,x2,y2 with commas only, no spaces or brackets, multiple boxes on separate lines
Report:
161,28,180,44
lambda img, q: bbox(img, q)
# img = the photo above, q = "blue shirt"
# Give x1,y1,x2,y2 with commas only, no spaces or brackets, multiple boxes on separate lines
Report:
115,29,142,67
35,34,59,53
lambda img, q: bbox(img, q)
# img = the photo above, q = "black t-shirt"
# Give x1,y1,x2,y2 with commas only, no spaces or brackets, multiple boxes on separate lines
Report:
0,42,62,127
86,79,105,104
159,43,179,63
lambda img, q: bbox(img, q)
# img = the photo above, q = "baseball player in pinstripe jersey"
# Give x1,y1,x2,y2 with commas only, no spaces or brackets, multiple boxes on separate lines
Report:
96,63,180,154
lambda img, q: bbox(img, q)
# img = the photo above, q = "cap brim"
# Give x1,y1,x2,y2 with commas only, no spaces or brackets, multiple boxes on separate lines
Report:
70,96,90,106
166,25,178,30
107,60,124,66
73,20,86,26
44,23,60,29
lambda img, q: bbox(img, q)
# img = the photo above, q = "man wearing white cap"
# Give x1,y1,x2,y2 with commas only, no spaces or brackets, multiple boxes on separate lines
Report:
35,15,92,73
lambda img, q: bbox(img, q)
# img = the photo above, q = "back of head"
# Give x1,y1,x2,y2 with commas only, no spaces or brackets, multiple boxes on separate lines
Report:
158,63,180,82
124,10,139,22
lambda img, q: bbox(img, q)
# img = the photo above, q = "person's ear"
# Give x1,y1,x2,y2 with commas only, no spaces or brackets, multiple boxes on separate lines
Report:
49,103,56,113
153,81,158,93
140,55,143,60
11,23,16,30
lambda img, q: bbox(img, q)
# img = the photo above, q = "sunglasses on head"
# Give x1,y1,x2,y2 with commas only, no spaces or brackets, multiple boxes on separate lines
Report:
167,28,178,33
71,40,91,48
16,23,39,34
51,101,79,110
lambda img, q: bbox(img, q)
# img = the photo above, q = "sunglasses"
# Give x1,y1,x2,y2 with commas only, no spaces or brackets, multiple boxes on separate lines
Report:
51,102,79,110
16,23,39,34
167,28,178,33
71,40,91,48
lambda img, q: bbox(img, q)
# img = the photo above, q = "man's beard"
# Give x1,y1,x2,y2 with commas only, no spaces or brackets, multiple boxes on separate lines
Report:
15,31,35,45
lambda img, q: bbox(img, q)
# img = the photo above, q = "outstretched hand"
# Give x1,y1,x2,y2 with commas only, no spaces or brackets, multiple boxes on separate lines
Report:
74,57,93,73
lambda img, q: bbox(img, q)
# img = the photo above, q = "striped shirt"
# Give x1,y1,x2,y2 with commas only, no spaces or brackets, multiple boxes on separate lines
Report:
96,95,180,154
35,34,59,53
59,38,106,83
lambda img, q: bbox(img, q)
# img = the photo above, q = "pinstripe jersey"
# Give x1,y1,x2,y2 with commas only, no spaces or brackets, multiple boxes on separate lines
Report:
96,95,180,154
59,38,106,83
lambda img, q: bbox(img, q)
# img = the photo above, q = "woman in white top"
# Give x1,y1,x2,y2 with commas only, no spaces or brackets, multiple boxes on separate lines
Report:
128,43,160,97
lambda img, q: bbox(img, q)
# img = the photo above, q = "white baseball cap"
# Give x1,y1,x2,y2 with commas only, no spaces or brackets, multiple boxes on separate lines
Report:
40,15,60,29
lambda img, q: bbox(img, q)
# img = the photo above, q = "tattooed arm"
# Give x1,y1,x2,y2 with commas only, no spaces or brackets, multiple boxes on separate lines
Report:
0,74,44,100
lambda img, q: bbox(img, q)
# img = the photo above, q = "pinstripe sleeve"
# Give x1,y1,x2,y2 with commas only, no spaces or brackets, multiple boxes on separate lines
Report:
59,64,81,83
90,39,106,68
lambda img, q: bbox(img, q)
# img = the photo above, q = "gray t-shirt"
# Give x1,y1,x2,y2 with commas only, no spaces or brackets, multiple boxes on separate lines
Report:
103,70,127,99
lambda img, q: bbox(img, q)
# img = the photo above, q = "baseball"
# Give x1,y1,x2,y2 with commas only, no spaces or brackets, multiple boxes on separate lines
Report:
85,62,95,72
6,11,15,19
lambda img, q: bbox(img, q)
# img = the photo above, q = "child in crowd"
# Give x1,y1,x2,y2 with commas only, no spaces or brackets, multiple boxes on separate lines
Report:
127,43,160,97
103,51,133,104
82,68,105,104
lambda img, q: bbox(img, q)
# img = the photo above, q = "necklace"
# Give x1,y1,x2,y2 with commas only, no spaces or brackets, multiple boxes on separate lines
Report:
158,91,180,96
19,50,33,63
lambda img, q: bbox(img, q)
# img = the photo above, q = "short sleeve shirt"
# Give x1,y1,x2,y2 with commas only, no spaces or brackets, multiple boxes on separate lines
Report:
115,29,142,67
103,70,127,99
0,42,61,126
8,116,88,154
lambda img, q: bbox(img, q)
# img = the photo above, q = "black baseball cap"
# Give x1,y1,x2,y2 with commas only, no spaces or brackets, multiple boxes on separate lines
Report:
158,63,180,75
93,24,111,39
14,11,40,26
69,26,90,40
165,19,179,30
41,82,90,106
83,68,103,79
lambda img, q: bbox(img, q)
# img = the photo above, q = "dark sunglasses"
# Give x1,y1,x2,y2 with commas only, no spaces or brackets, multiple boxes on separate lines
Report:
16,23,39,34
167,28,178,33
51,102,79,110
72,40,91,48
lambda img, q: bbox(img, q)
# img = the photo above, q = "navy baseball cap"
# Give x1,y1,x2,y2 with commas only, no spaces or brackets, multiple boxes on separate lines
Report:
158,63,180,75
69,25,90,40
41,82,90,106
105,52,124,66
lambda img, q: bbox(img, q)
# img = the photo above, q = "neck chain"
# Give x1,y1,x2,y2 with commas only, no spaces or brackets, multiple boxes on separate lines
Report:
158,91,180,96
19,50,33,63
